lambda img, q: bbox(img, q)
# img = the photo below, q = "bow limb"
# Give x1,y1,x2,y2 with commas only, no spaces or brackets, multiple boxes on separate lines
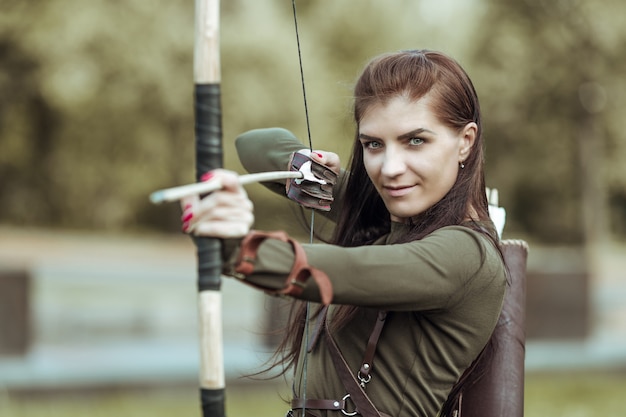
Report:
194,1,225,417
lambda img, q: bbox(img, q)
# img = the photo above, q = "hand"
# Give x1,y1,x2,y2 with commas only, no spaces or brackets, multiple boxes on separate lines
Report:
310,150,341,176
180,170,254,238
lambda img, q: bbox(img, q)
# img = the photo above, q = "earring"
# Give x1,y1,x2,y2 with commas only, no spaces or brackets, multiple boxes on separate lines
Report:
459,161,465,169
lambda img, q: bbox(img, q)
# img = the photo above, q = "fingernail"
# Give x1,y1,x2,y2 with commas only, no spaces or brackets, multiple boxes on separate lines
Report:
182,212,193,222
314,152,323,158
182,221,189,232
184,204,192,210
201,172,214,182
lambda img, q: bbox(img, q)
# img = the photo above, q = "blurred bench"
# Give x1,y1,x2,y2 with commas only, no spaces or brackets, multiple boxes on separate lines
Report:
0,267,31,356
526,246,590,340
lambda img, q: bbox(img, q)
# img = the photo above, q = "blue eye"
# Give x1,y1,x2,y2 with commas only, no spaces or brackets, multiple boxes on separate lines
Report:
409,137,424,146
362,140,383,150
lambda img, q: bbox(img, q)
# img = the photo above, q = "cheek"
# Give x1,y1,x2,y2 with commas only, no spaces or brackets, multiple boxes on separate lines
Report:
438,161,460,189
435,146,461,178
362,155,378,181
419,154,457,190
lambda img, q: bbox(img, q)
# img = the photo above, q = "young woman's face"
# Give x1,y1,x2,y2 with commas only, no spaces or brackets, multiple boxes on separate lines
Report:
358,94,476,223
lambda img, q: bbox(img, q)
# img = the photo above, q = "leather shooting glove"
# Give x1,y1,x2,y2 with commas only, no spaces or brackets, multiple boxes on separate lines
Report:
286,149,337,211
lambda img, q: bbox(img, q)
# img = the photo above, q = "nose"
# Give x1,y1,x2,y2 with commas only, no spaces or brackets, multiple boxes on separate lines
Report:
380,147,406,178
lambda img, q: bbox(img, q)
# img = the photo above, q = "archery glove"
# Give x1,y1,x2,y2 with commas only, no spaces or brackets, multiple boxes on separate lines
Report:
286,149,337,211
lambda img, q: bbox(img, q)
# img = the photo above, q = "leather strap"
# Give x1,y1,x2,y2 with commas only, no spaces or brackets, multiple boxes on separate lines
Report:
291,398,346,411
359,311,387,380
291,310,390,417
228,230,333,305
323,311,389,417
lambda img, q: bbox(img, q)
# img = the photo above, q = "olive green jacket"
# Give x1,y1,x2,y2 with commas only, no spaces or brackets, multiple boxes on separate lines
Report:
227,128,506,417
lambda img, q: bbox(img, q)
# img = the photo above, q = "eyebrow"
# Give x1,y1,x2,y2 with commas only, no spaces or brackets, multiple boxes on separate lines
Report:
358,128,436,142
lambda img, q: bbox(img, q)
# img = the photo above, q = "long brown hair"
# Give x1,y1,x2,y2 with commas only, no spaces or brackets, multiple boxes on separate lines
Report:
270,51,500,399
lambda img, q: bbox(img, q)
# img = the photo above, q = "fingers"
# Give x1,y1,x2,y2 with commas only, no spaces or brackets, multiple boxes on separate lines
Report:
189,198,254,238
209,169,239,191
180,195,199,233
180,169,254,238
310,150,341,175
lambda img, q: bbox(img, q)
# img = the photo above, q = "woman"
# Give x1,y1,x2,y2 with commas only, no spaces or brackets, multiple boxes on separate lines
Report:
181,50,507,417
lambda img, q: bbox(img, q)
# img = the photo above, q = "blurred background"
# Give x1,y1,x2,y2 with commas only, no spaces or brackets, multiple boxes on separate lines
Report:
1,0,625,415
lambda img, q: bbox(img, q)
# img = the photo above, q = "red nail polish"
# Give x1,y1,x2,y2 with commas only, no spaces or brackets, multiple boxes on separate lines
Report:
182,212,193,222
314,152,323,158
184,204,192,210
201,172,214,182
182,221,189,232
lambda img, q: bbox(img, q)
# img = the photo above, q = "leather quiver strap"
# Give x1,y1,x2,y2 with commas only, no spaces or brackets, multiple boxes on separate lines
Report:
228,230,333,305
291,309,391,417
323,310,390,417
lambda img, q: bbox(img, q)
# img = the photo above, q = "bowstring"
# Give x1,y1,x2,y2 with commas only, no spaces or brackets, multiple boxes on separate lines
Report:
291,0,314,415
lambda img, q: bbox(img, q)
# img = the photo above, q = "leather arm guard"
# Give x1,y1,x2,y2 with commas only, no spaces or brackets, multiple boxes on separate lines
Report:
223,230,333,305
286,150,337,211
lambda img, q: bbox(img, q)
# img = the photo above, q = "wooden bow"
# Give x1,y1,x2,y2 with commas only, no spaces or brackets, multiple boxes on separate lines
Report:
193,1,225,416
190,2,315,416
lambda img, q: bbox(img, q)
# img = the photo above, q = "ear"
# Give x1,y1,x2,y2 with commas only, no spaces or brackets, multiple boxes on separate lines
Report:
458,122,477,162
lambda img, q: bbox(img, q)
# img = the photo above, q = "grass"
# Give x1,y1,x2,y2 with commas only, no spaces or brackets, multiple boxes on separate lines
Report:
0,383,289,417
524,371,625,416
1,371,625,416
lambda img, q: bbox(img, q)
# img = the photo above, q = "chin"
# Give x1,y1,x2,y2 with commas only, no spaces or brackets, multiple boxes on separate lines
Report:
387,203,427,221
389,210,423,223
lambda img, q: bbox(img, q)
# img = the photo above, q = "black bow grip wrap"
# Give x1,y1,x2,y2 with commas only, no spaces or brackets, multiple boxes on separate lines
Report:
195,82,225,417
195,84,223,292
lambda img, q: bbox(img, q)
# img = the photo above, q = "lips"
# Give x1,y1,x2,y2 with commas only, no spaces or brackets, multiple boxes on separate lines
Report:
383,184,416,198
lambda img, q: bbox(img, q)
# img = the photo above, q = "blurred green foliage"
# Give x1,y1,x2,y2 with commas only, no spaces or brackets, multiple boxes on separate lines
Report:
1,0,624,243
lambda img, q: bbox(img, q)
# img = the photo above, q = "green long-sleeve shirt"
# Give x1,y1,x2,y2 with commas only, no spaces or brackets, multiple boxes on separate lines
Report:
230,128,506,417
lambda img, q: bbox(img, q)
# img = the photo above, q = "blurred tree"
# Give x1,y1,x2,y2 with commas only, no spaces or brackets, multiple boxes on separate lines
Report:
0,35,62,226
468,0,626,243
0,0,195,232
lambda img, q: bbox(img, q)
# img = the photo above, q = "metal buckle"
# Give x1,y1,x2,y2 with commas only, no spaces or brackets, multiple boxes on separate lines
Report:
341,394,358,416
357,371,371,387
